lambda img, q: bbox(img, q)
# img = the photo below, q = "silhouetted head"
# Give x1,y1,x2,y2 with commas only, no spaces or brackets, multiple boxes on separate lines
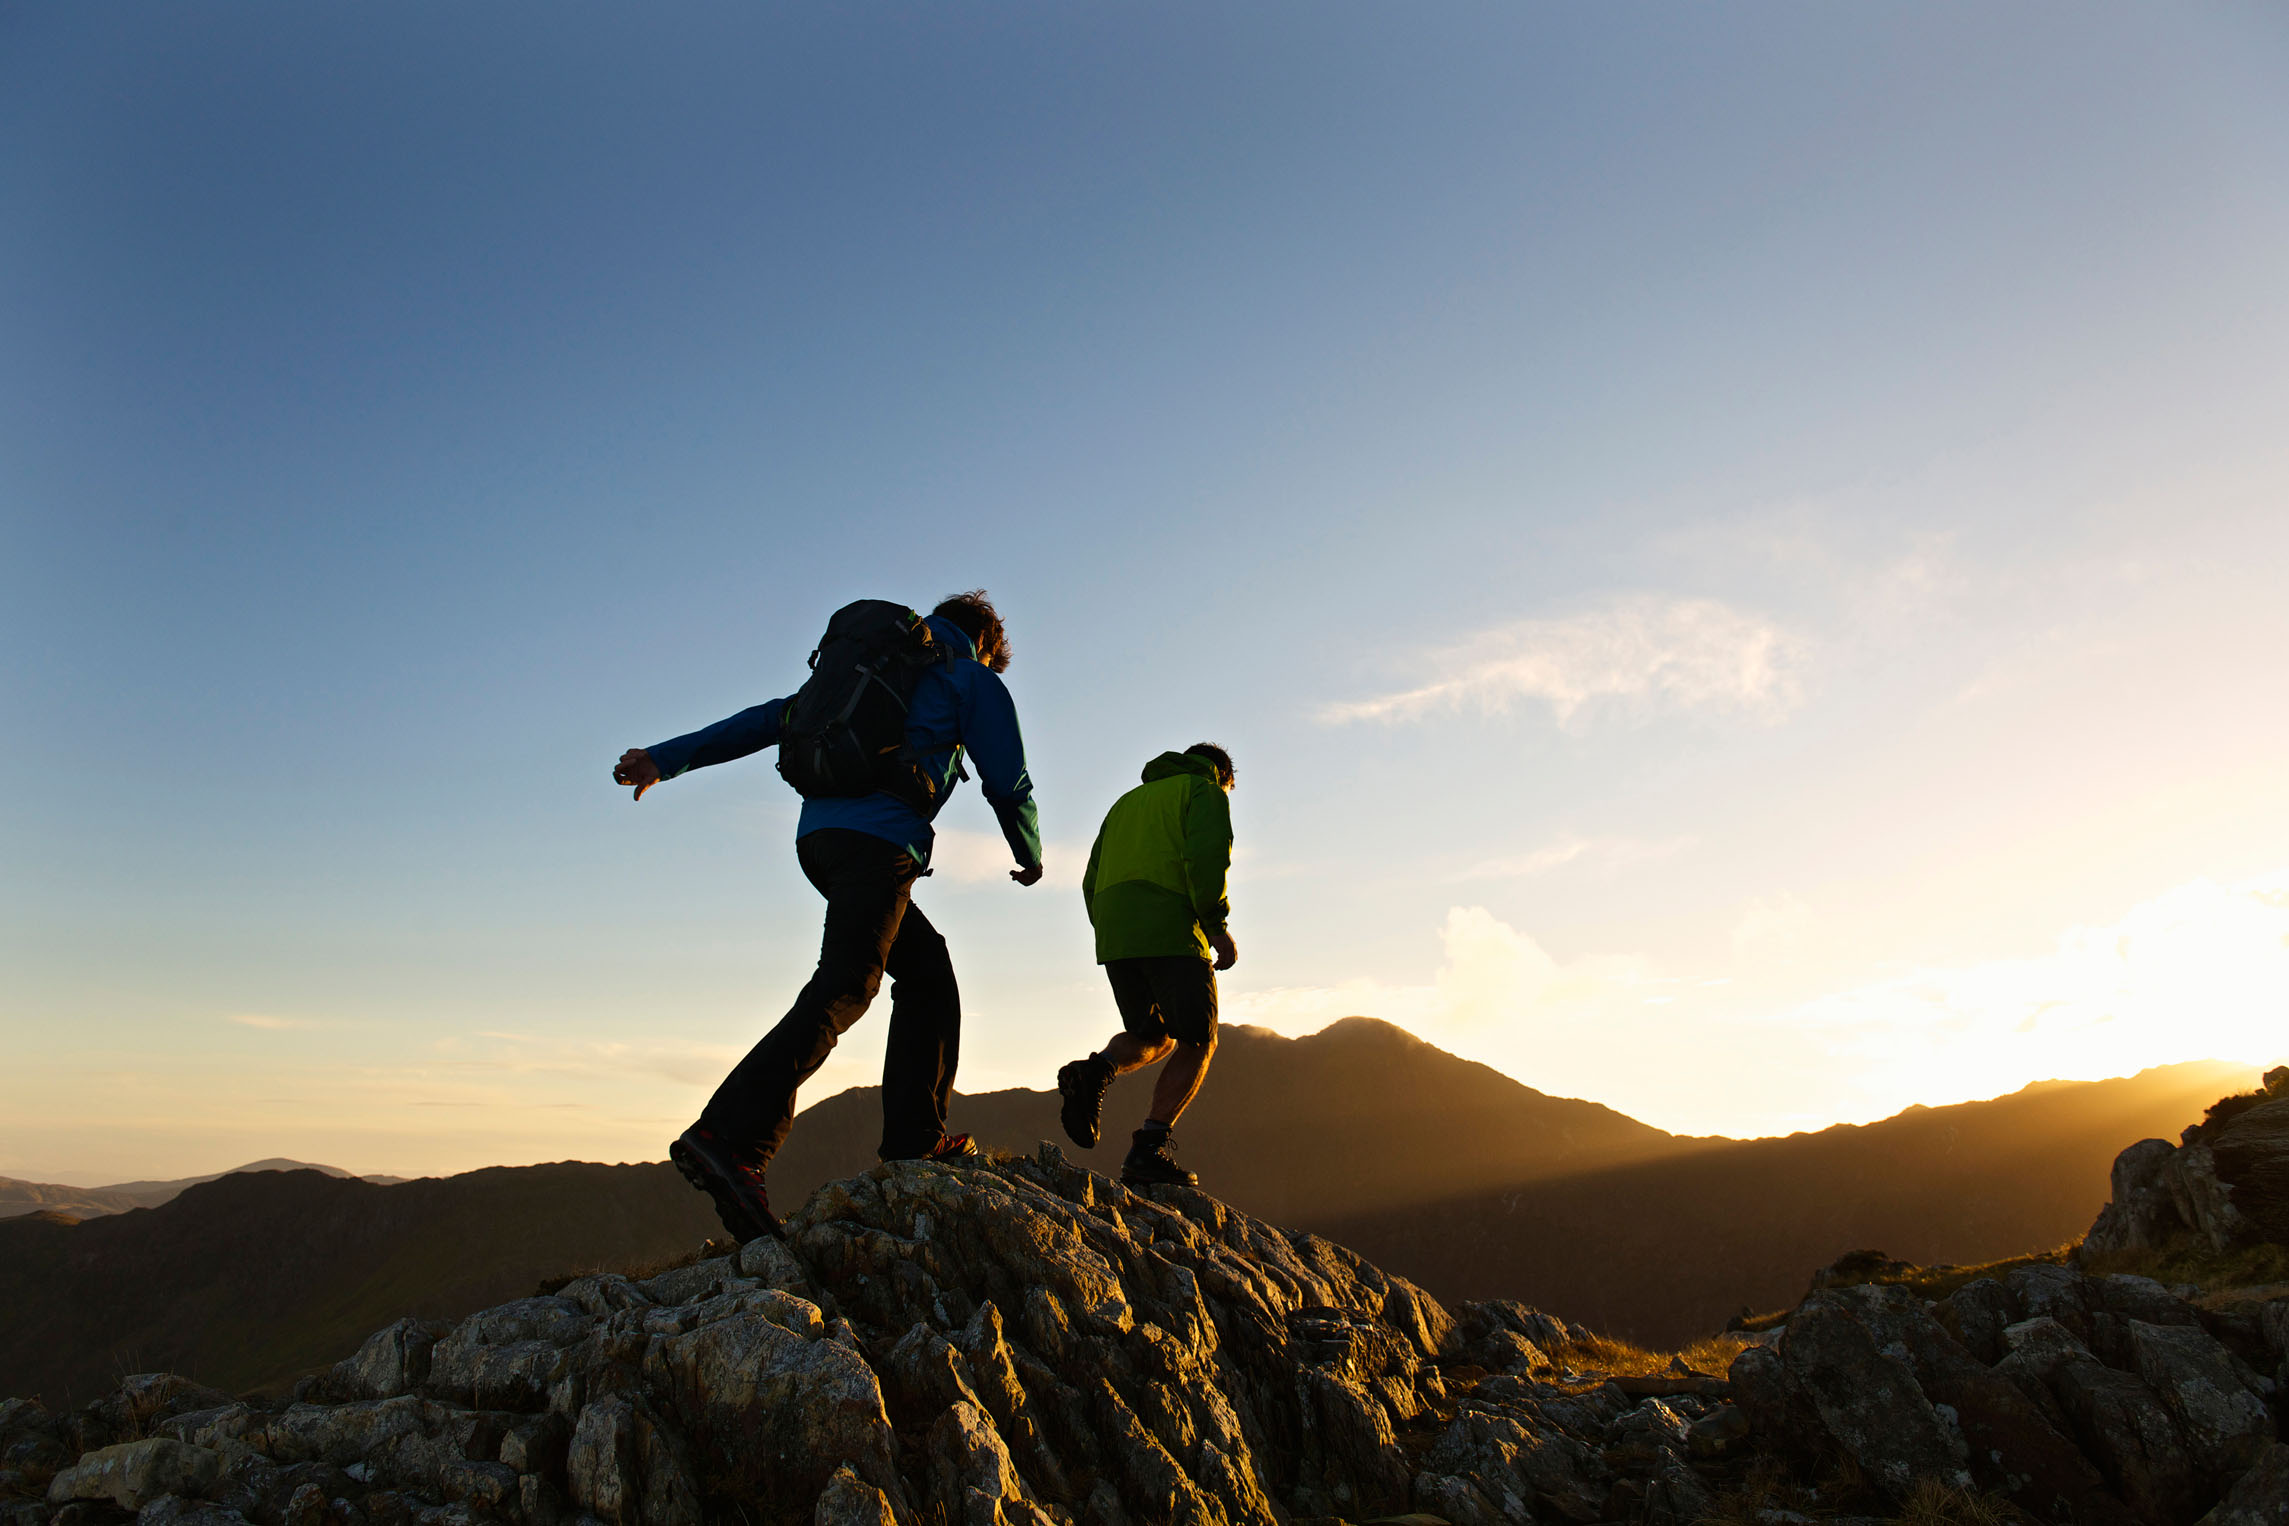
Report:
1186,741,1235,790
932,590,1008,672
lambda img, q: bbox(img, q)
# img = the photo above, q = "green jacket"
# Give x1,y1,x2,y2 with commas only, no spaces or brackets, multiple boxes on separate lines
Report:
1081,751,1232,963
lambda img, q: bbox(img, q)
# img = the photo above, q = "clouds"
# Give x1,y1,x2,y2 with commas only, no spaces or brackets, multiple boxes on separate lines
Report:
1226,870,2289,1138
1229,905,1660,1049
1454,834,1692,882
1324,595,1807,729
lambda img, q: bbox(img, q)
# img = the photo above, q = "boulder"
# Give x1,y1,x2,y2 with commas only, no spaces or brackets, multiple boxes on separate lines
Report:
2122,1322,2273,1479
2001,1316,2201,1525
46,1439,222,1512
2163,1144,2254,1254
2206,1099,2289,1246
811,1465,899,1526
1822,1285,2135,1526
2087,1140,2190,1258
2195,1442,2289,1526
565,1394,700,1526
1937,1277,2018,1365
1774,1292,1970,1502
329,1320,451,1402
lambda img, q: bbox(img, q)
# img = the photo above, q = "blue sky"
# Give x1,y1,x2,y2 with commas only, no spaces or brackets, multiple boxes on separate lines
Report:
6,3,2289,1181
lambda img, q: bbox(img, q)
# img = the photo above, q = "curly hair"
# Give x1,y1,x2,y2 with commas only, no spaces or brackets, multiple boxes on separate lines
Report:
1185,742,1235,788
931,590,1009,672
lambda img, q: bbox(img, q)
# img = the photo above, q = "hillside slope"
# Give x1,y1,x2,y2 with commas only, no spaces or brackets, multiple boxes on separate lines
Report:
0,1030,2250,1404
0,1164,717,1405
1319,1059,2255,1348
0,1159,403,1221
772,1016,1691,1219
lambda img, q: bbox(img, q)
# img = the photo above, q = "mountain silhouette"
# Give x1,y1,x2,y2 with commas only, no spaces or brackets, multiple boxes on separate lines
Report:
0,1021,2249,1405
1316,1058,2255,1348
0,1158,407,1221
770,1017,1690,1219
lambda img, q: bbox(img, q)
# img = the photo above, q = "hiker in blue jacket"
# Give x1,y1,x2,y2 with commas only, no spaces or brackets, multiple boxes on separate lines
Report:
612,591,1042,1240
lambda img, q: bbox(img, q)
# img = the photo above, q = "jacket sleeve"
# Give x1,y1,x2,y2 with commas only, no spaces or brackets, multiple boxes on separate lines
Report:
646,699,789,782
1081,825,1104,927
957,670,1044,871
1179,780,1232,932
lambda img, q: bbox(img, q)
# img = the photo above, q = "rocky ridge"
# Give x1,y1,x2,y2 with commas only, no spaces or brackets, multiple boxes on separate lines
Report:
2085,1067,2289,1261
0,1141,2284,1526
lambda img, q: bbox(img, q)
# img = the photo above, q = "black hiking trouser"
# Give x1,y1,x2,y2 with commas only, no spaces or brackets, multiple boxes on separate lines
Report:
698,828,961,1168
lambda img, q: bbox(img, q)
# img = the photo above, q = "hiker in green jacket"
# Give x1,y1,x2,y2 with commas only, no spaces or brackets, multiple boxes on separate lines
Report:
1056,743,1237,1188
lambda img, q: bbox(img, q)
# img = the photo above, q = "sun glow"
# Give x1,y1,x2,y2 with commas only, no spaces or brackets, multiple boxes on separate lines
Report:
1230,871,2289,1137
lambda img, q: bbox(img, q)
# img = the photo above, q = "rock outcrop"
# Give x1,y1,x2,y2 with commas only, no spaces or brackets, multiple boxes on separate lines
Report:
2086,1068,2289,1259
4,1144,2286,1526
1732,1258,2289,1525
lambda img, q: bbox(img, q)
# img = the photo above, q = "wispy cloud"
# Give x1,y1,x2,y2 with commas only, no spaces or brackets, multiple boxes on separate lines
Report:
226,1013,318,1031
1454,834,1693,882
1324,595,1807,729
927,828,1086,889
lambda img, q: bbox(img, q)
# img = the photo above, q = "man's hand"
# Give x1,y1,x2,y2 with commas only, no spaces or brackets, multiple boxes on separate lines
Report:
613,747,660,801
1010,862,1044,886
1208,927,1238,971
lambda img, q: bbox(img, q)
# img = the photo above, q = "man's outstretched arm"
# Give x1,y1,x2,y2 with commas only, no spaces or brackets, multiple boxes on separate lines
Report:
613,700,789,800
957,671,1044,879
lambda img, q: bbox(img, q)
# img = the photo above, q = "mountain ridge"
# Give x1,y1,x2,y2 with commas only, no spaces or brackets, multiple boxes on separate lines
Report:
0,1020,2253,1404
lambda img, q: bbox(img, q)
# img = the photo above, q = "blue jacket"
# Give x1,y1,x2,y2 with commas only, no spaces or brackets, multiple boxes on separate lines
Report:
643,615,1042,871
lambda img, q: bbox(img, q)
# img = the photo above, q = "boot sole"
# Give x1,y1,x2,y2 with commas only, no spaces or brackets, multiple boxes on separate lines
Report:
1056,1064,1105,1150
670,1138,780,1242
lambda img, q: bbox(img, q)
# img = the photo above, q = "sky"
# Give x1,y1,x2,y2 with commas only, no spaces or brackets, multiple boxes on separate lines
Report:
5,3,2289,1184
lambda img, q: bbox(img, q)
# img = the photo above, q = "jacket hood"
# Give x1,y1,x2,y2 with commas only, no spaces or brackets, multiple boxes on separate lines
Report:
922,613,978,664
1141,751,1219,784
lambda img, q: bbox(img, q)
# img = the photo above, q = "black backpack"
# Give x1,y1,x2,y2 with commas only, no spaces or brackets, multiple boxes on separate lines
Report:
776,600,949,809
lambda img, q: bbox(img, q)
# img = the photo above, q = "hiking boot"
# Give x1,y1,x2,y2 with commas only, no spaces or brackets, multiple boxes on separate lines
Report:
1120,1129,1197,1188
1057,1057,1115,1149
670,1126,780,1242
882,1132,978,1162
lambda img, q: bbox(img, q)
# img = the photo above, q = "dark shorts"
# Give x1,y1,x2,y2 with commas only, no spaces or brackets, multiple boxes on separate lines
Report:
1104,955,1218,1047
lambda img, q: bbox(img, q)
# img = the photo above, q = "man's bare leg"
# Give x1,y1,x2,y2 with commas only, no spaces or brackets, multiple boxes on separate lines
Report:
1099,1032,1174,1075
1145,1035,1215,1127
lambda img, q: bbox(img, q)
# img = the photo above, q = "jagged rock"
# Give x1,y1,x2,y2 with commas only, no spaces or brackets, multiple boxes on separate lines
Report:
135,1497,252,1526
1726,1343,1828,1468
1684,1403,1749,1459
1937,1276,2018,1364
2196,1441,2289,1525
2001,1316,2201,1524
928,1400,1052,1526
565,1394,700,1526
1772,1292,1970,1503
811,1464,898,1526
2011,1265,2099,1344
18,1148,2283,1526
2122,1322,2274,1479
424,1297,594,1412
2088,1140,2189,1258
328,1319,451,1402
2206,1100,2289,1246
1824,1285,2135,1525
47,1439,222,1511
1450,1300,1573,1375
2163,1143,2255,1254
